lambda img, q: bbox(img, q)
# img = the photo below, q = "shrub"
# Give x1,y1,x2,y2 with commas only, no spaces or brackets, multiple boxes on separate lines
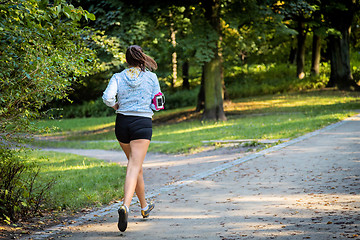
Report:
353,66,360,83
225,63,329,98
163,87,199,110
46,98,114,119
0,148,54,223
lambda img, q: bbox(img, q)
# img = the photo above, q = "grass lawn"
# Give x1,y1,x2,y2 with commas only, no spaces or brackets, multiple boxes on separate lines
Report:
23,150,126,211
32,90,360,154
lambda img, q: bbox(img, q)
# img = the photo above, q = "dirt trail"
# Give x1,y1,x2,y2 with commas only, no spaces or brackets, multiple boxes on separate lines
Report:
27,114,360,240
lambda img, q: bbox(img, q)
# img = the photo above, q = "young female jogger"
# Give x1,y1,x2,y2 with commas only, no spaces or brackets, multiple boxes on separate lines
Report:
102,45,163,232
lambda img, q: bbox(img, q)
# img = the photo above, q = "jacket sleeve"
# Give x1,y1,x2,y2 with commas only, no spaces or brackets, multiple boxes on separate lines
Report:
150,74,163,111
152,74,162,98
102,74,118,107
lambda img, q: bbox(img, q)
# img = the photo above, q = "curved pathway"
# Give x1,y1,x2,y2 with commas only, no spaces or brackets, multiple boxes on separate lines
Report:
27,114,360,240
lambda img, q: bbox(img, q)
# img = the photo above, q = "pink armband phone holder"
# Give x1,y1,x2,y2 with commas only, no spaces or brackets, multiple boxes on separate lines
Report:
152,92,165,110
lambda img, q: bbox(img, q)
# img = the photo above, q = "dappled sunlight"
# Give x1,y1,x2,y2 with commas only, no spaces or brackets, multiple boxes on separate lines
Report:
32,91,360,154
227,93,360,115
152,112,351,144
155,214,220,219
156,121,235,136
226,99,289,112
43,163,114,172
143,151,245,168
34,116,115,134
85,122,115,131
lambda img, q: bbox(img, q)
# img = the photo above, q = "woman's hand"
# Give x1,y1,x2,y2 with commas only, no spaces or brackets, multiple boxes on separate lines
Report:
112,103,119,110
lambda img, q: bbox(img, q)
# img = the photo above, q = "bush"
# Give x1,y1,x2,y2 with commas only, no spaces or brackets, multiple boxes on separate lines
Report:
225,63,329,98
0,148,54,223
353,66,360,83
0,0,97,145
47,98,115,119
163,87,199,110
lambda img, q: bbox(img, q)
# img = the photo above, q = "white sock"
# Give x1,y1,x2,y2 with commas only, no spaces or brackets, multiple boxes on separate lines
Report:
123,205,129,212
141,204,148,211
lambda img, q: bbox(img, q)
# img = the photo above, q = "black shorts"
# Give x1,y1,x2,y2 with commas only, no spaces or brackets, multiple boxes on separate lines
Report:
115,114,152,144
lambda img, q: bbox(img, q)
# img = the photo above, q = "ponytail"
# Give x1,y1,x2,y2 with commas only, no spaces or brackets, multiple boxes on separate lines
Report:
126,45,158,71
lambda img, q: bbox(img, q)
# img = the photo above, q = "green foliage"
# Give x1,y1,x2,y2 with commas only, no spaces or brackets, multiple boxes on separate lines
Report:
225,63,329,98
48,98,114,119
0,0,97,223
222,0,297,66
0,0,97,143
163,88,199,110
353,67,360,83
0,148,54,223
352,51,360,83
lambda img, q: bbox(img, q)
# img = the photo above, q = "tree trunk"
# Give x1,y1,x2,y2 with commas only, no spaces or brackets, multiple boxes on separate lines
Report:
323,0,359,90
218,34,229,101
203,55,226,120
288,36,296,64
289,47,296,64
196,66,205,112
327,30,359,90
169,10,177,88
182,61,190,90
311,33,321,75
202,0,226,121
296,20,306,79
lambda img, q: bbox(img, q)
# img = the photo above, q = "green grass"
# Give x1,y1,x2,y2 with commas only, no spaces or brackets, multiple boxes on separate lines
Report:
31,90,360,154
33,116,116,134
24,150,126,210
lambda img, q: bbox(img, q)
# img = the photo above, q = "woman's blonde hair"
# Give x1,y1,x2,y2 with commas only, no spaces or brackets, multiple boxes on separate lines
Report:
126,45,157,71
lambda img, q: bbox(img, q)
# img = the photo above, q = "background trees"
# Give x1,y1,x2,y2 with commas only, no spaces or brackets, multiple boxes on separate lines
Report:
64,0,359,121
0,0,97,222
3,0,359,124
0,0,97,144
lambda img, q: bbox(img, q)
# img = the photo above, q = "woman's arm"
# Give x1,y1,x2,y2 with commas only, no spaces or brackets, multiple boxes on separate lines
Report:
102,74,118,108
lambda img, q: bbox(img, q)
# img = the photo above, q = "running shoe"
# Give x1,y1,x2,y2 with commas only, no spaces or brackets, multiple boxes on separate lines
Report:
118,205,128,232
141,202,155,218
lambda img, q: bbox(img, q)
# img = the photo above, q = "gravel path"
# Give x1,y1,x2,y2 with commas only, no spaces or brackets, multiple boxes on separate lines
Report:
27,114,360,240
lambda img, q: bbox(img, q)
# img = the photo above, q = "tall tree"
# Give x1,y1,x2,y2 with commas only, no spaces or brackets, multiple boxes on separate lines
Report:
311,32,321,75
322,0,360,90
310,6,323,76
169,9,178,88
296,20,307,79
272,1,315,79
202,0,226,121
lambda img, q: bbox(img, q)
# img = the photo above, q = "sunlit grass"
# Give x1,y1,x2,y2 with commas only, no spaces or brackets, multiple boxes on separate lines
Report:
25,150,126,210
227,90,360,113
147,111,357,153
34,116,116,134
32,90,360,154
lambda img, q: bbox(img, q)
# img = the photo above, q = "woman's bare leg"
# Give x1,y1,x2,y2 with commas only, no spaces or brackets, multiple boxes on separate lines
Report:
119,142,131,159
119,140,150,209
